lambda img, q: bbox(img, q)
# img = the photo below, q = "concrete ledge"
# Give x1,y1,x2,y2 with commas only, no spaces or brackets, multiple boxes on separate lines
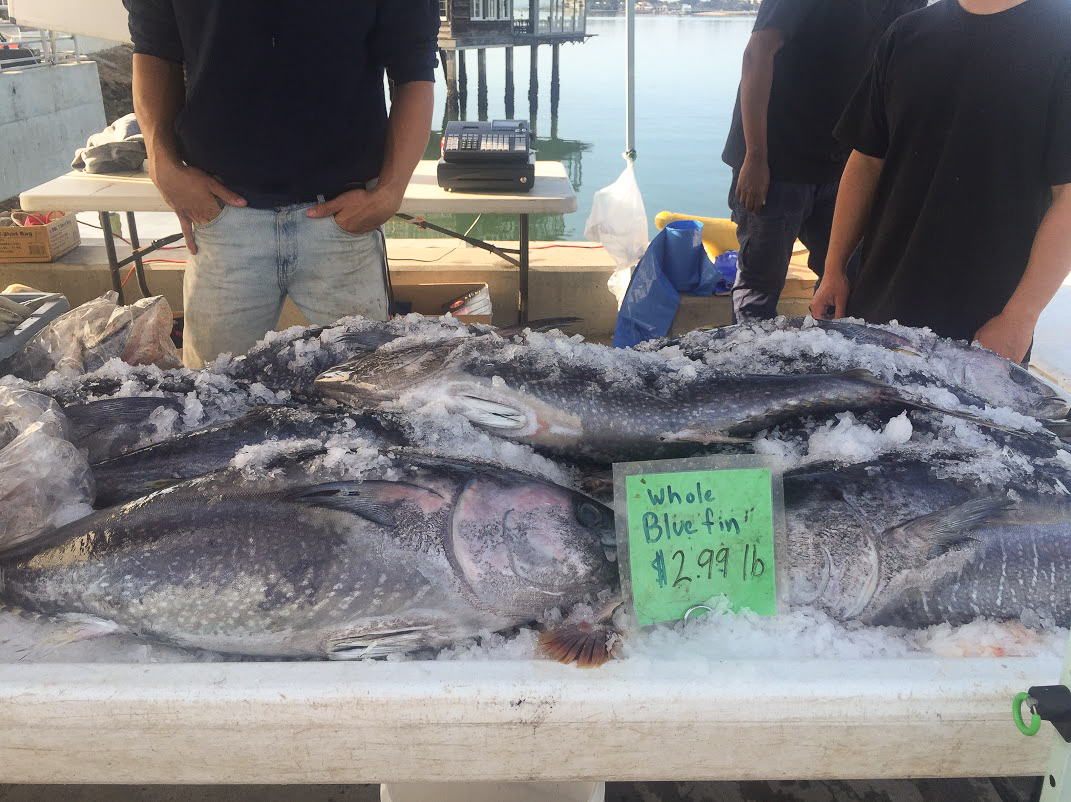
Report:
0,239,818,343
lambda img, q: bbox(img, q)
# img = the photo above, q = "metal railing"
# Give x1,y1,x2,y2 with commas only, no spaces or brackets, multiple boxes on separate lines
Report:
0,25,85,71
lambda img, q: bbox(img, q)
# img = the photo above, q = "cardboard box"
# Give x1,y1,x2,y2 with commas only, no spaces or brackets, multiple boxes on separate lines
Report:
392,281,493,325
0,215,80,263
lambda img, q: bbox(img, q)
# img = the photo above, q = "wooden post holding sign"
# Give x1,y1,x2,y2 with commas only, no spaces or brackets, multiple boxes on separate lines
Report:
612,455,788,628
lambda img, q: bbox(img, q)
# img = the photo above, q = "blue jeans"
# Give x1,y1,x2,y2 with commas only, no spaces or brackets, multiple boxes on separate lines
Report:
183,202,389,368
728,174,852,323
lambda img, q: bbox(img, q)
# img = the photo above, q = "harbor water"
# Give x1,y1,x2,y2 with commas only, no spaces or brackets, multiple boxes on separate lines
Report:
397,14,757,242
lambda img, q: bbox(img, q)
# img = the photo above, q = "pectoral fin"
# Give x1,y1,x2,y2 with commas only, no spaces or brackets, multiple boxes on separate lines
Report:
325,625,439,660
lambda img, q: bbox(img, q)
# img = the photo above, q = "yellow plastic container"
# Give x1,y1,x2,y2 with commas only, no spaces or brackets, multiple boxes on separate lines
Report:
654,211,740,263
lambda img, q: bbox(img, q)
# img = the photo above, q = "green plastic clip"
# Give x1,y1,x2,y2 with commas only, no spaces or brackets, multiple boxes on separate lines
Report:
1014,691,1042,736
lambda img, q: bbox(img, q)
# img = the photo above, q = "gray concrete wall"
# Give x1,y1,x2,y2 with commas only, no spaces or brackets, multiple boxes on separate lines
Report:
0,61,106,201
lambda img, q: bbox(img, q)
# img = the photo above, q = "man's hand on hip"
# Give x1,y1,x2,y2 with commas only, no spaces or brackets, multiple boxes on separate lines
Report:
306,187,403,234
150,161,246,255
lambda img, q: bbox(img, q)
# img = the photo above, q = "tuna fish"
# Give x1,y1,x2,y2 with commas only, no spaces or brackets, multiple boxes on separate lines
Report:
89,404,407,508
223,315,581,396
655,317,1070,421
784,456,1071,628
0,451,618,662
313,335,1010,464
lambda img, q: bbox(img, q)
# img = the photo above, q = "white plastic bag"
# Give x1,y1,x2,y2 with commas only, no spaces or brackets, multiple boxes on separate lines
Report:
0,405,93,555
583,156,650,308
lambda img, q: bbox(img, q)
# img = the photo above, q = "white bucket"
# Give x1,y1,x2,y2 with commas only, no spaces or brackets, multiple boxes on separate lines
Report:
380,781,606,802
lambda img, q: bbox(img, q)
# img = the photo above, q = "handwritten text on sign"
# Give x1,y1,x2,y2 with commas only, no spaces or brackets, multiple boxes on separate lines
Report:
625,468,776,627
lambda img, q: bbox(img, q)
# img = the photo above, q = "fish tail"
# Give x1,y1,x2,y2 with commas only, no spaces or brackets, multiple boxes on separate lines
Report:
537,598,624,668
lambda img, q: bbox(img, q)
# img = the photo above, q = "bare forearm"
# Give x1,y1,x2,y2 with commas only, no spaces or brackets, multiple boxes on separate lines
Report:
376,81,434,203
825,150,884,277
131,53,185,173
738,31,781,161
1001,184,1071,329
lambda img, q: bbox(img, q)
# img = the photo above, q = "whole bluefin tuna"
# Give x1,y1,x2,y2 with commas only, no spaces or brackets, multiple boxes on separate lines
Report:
784,456,1071,627
0,451,617,661
654,317,1069,420
223,315,580,396
313,335,997,464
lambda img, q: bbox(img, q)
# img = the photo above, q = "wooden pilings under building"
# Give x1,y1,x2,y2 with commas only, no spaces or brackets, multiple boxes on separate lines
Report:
438,0,590,122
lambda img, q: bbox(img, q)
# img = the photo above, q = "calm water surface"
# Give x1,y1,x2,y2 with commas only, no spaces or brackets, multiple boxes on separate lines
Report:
391,14,754,242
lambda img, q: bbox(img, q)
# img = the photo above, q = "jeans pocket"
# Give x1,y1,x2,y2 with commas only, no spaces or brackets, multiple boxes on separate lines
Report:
329,215,375,238
193,203,232,230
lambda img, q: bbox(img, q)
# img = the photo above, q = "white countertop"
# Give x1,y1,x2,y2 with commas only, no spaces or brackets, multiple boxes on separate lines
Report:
19,161,578,217
0,656,1059,784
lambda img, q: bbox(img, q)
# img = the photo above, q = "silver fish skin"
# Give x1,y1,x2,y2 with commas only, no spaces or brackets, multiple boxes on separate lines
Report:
784,457,1071,628
89,404,406,508
0,452,616,659
312,336,929,462
314,337,931,464
225,316,580,395
658,318,1069,421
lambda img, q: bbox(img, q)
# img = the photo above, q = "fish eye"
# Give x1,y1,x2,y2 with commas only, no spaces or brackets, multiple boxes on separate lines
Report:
575,500,605,528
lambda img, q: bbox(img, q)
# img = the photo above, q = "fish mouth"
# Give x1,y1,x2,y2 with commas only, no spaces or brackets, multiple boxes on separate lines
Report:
456,395,528,430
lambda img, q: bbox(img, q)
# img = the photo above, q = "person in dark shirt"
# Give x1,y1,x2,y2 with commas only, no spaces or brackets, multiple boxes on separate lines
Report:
124,1,440,368
722,0,923,323
811,0,1071,366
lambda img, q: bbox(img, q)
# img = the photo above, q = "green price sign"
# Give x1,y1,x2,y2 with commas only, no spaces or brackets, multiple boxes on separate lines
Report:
613,456,785,628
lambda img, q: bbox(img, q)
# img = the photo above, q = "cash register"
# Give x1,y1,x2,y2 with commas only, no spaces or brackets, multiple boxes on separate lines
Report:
436,120,535,193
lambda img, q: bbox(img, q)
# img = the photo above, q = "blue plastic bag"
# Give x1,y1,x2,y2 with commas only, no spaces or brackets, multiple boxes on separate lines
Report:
612,220,738,348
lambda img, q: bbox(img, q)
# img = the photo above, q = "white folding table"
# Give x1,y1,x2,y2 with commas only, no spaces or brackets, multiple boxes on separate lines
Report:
18,160,578,323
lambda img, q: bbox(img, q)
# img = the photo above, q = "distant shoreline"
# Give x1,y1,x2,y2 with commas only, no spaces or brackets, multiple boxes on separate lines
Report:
588,9,757,17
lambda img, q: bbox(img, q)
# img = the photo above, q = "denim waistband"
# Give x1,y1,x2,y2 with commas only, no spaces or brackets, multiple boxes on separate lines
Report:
229,178,378,209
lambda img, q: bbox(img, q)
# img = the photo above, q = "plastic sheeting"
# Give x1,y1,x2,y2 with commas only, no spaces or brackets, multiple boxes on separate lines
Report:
1,292,182,381
0,387,93,554
612,219,737,348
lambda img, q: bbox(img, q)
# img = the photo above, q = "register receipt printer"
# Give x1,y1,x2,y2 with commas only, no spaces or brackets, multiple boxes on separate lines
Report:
436,120,535,193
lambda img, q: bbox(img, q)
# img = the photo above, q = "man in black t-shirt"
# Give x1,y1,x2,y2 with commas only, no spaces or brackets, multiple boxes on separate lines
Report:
722,0,923,323
811,0,1071,365
124,1,439,368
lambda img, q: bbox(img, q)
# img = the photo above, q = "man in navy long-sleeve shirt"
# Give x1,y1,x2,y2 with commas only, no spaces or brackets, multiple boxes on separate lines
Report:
124,1,440,368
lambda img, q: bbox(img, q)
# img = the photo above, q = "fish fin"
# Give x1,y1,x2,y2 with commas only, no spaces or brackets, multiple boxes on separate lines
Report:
892,394,1024,435
895,497,1016,557
333,330,399,351
63,396,184,429
288,479,446,528
326,626,437,660
42,613,128,646
537,619,620,668
1042,419,1071,441
457,395,527,429
288,481,399,527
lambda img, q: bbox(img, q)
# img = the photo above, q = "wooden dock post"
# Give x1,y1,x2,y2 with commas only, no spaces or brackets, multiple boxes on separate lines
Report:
551,43,560,111
441,48,459,119
477,48,488,121
505,47,515,119
529,44,539,128
458,49,468,117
